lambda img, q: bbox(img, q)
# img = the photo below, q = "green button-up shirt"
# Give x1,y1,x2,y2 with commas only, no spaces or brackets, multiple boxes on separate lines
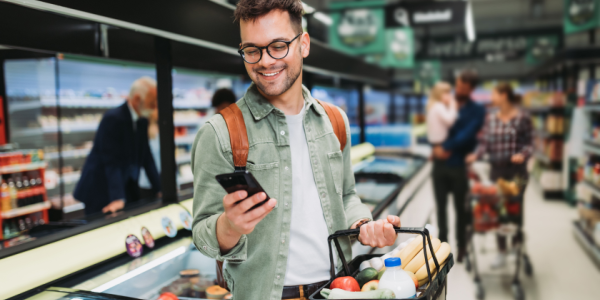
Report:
191,83,372,300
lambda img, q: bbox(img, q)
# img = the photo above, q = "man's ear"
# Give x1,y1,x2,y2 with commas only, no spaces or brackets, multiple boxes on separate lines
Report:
300,32,310,58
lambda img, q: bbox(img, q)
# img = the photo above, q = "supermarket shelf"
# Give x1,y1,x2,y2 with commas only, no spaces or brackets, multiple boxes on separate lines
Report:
535,151,562,169
175,135,196,145
174,118,205,127
173,100,211,110
533,130,564,139
0,201,51,219
583,180,600,200
45,149,91,160
585,139,600,156
9,98,123,111
176,154,192,165
46,173,81,190
573,221,600,267
12,123,98,137
0,162,47,174
523,106,565,114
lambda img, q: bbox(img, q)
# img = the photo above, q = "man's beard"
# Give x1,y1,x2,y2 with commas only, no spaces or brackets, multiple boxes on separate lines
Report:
455,94,471,103
252,59,302,97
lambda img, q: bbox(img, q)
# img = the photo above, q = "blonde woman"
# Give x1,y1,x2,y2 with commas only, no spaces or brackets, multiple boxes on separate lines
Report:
426,81,458,145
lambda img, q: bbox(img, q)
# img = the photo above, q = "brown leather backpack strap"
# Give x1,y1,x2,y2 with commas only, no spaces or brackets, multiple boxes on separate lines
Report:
316,99,347,152
216,260,228,290
219,103,249,172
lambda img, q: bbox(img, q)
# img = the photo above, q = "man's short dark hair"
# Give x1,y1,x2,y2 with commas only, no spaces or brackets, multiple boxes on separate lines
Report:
458,69,479,89
234,0,304,34
212,88,237,108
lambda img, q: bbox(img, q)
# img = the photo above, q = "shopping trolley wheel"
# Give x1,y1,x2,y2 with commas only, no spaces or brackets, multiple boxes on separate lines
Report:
512,282,524,300
523,254,533,276
475,282,485,300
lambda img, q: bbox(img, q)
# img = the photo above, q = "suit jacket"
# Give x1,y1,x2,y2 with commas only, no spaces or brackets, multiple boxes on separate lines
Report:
74,102,161,215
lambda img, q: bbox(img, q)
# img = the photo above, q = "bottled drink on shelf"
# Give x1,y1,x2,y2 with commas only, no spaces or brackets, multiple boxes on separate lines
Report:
8,178,18,209
1,180,10,212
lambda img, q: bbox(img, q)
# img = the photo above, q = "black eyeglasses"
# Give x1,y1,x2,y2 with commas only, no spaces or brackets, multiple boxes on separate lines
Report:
238,33,302,64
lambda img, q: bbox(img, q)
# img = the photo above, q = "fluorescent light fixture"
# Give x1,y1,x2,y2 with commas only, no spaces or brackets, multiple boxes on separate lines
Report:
91,246,187,293
314,12,333,26
465,0,476,42
302,2,316,14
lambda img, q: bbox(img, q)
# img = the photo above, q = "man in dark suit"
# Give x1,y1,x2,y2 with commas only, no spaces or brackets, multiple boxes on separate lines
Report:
74,77,161,215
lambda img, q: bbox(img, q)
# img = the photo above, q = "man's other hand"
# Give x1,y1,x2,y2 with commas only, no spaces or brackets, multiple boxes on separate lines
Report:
433,145,450,160
358,216,401,248
102,199,125,213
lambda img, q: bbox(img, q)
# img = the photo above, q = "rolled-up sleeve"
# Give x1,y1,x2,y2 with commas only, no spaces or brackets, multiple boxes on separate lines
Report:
191,118,248,263
337,108,372,228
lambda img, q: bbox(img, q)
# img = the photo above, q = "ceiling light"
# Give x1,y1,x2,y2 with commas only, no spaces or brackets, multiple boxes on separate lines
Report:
302,2,316,14
314,12,333,26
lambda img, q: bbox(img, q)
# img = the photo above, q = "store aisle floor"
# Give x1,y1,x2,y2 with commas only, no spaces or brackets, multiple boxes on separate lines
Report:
428,177,600,300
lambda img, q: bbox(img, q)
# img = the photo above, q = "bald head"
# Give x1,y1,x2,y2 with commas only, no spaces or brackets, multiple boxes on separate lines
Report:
128,76,157,118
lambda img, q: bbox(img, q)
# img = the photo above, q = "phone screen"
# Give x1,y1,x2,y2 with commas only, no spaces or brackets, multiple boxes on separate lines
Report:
216,172,270,210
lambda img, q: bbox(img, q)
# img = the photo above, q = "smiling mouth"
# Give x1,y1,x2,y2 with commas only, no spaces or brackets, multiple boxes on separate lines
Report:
258,68,284,77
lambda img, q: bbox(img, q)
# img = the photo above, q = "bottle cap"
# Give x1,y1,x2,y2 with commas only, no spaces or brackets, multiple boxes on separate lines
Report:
384,257,401,267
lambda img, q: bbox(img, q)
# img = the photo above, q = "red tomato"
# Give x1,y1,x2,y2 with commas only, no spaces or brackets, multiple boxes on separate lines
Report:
330,276,360,292
157,292,178,300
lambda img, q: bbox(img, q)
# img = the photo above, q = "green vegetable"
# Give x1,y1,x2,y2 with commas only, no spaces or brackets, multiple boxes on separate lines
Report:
321,288,395,299
355,267,379,287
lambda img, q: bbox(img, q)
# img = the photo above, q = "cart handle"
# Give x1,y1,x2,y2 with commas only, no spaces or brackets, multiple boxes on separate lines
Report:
327,227,441,285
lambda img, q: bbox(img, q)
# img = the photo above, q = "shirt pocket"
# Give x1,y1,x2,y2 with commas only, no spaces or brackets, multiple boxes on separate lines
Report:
246,161,280,202
327,151,343,195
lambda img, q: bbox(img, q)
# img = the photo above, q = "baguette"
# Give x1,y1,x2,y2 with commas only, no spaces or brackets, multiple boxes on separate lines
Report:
417,261,447,287
403,239,441,273
416,242,451,282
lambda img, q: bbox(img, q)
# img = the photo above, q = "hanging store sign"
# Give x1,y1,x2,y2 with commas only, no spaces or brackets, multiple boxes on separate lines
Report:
330,5,386,55
381,28,415,68
564,0,600,34
414,61,441,91
384,2,467,28
417,30,561,62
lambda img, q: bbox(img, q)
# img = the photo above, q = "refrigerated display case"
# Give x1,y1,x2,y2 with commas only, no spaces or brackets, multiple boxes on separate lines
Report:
2,56,248,216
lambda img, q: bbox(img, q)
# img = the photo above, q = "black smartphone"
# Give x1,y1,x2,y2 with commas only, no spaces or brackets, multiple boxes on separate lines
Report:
215,171,270,211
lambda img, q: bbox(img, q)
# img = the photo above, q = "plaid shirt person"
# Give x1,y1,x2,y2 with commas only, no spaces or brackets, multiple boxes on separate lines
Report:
474,110,533,162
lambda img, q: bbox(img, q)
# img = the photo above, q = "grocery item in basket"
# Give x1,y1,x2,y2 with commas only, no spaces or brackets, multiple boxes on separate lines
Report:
355,267,379,288
368,256,384,271
206,285,229,299
320,288,395,299
404,238,441,273
361,280,379,292
330,276,360,292
416,242,451,284
417,262,447,288
404,271,418,288
359,260,372,271
377,268,386,280
394,235,426,268
378,257,416,298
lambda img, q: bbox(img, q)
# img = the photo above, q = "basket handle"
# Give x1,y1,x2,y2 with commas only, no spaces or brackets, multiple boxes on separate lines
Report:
327,227,441,285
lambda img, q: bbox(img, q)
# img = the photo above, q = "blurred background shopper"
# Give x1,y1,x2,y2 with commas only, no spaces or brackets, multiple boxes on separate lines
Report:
432,70,485,262
467,82,533,268
74,77,161,215
211,88,237,113
139,109,161,200
426,81,457,146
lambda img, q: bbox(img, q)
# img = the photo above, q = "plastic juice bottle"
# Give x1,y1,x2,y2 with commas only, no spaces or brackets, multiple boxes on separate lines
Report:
378,257,416,298
1,181,10,212
8,178,18,209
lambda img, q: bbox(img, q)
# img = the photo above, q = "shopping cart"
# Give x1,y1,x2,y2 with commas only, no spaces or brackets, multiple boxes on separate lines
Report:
309,227,453,300
464,164,533,300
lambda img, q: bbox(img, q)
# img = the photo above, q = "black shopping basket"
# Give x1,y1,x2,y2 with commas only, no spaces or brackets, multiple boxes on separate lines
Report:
309,227,454,300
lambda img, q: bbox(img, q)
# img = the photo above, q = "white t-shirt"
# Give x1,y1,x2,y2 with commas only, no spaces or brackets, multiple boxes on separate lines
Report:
426,101,458,144
283,102,332,285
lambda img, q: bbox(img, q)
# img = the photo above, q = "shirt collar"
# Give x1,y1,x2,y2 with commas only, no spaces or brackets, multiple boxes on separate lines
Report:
127,101,139,126
245,82,325,121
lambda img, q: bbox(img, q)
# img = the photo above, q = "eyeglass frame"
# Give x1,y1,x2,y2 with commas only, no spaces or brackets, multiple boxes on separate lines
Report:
238,33,303,64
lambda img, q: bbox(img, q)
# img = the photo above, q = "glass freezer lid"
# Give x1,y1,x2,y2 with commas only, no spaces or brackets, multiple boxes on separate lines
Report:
353,156,420,178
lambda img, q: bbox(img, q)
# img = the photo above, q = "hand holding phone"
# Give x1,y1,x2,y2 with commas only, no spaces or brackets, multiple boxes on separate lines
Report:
216,172,277,237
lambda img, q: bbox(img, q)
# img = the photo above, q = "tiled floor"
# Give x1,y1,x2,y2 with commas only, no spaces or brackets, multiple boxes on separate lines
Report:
421,176,600,300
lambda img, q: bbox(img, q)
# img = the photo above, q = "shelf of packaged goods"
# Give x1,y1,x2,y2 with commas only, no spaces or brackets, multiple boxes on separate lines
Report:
572,221,600,267
45,149,91,161
0,162,47,175
10,98,212,111
12,123,99,137
523,106,565,114
0,201,51,219
175,135,196,145
173,100,211,110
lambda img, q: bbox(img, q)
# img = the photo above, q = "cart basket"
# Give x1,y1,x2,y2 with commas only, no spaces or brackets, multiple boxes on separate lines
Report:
309,227,454,300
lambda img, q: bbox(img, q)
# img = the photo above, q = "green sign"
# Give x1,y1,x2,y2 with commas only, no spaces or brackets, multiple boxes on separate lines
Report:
526,35,559,65
380,28,414,68
564,0,600,34
414,61,441,91
329,1,386,55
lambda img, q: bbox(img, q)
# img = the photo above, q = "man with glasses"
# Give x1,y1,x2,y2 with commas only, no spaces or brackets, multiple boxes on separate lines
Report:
191,1,401,300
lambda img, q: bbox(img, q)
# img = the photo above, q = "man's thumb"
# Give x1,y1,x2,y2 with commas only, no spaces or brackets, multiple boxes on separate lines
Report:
387,215,400,227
